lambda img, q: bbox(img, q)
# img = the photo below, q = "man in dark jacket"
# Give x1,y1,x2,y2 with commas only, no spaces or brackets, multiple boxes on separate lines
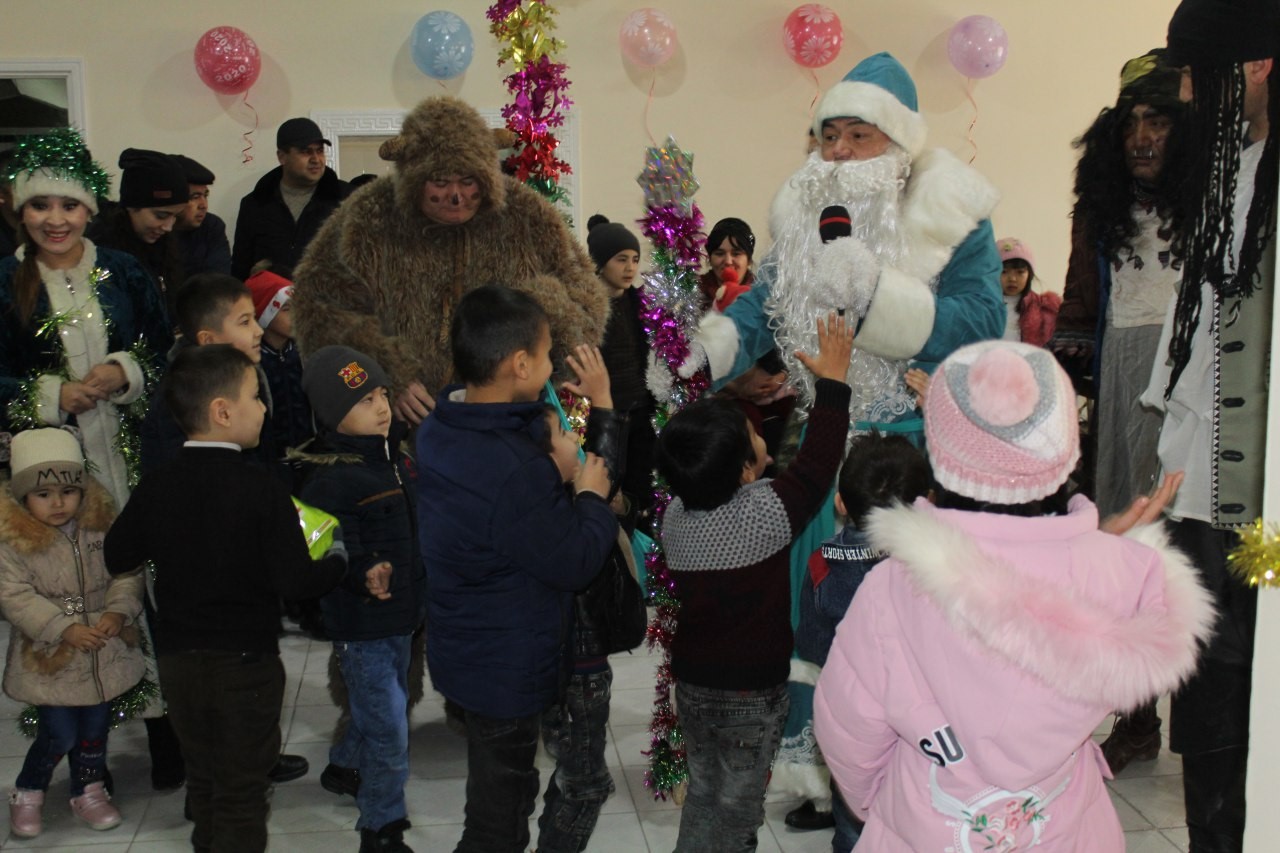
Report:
172,154,232,281
232,117,349,280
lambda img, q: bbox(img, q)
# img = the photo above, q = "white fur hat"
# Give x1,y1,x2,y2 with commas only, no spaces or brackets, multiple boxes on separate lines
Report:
812,52,928,159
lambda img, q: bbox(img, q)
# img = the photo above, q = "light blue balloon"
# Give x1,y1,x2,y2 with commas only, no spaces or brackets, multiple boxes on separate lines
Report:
411,11,474,80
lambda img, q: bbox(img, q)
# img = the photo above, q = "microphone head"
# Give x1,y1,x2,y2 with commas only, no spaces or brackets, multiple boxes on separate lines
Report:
819,205,852,243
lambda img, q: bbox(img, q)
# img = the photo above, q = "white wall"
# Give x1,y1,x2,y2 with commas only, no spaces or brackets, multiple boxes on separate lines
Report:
7,0,1280,843
2,0,1178,292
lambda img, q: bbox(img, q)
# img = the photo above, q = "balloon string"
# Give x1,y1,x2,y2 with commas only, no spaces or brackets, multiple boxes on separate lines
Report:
240,90,258,165
964,77,978,165
644,71,657,147
808,69,820,122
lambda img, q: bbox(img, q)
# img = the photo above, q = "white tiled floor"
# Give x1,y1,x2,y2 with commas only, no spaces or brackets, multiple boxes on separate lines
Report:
0,631,1190,851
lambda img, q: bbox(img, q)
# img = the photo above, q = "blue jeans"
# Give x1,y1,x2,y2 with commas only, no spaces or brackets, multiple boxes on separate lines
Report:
16,703,112,796
675,681,789,853
537,668,615,852
330,634,412,831
456,708,542,853
830,780,863,853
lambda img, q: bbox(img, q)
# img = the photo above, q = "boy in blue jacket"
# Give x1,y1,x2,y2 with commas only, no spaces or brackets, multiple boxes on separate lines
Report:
417,285,617,853
299,345,424,853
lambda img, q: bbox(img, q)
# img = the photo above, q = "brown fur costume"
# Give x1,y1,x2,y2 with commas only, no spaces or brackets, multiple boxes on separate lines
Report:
292,96,608,395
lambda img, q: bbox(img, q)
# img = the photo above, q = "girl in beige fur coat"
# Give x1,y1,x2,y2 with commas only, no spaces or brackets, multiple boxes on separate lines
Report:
0,429,144,839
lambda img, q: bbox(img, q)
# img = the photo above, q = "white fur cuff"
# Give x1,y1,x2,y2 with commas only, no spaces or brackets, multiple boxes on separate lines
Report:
689,311,740,382
106,351,145,406
853,267,936,360
813,237,880,317
36,374,68,426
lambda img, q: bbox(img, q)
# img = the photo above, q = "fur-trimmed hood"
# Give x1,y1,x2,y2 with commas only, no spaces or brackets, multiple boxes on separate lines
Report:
769,146,999,286
866,498,1214,712
378,96,506,222
0,476,115,555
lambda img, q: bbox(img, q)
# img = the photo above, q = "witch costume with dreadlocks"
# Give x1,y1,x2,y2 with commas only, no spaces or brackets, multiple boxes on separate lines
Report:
1138,1,1280,849
1055,50,1188,778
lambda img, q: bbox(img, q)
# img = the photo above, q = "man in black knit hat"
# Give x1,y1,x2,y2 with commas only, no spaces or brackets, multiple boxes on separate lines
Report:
1140,1,1279,848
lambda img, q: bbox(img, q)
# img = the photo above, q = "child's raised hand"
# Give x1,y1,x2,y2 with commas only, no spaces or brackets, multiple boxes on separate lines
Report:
365,561,393,601
95,612,125,639
904,367,931,407
561,345,613,409
61,623,108,652
794,312,855,382
574,452,611,499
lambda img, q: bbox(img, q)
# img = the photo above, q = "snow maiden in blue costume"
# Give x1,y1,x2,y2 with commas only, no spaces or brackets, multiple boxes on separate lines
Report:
682,53,1004,836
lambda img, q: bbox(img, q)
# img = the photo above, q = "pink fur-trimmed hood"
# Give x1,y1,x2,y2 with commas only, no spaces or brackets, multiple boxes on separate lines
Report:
866,497,1214,712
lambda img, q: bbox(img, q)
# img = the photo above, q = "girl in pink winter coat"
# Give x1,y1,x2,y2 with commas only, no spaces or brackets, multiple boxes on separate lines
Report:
998,238,1062,347
813,340,1212,851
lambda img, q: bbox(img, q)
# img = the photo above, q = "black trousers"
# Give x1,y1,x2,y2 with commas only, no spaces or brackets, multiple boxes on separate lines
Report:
1168,519,1257,852
159,651,284,853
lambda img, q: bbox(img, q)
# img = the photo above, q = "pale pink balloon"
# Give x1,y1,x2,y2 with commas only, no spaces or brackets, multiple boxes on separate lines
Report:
947,15,1008,79
783,4,844,69
619,8,678,68
194,26,261,95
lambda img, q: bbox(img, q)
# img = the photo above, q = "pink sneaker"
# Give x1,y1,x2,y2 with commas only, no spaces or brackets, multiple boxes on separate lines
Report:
9,787,44,838
69,781,121,831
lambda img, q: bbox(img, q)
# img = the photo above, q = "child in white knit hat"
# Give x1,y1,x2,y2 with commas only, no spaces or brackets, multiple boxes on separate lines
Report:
0,428,145,838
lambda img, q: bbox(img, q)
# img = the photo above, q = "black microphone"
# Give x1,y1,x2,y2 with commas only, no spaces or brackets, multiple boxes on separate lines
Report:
819,205,852,244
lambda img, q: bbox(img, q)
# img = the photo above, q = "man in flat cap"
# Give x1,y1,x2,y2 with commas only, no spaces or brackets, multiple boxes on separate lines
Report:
171,154,230,280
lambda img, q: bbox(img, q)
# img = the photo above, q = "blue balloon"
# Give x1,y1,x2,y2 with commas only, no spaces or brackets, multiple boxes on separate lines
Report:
411,11,474,80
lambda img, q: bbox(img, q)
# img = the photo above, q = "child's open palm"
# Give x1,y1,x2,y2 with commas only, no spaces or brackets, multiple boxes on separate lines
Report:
795,312,856,382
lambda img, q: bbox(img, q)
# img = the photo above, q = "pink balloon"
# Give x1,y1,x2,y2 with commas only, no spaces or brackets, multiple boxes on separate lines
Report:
947,15,1008,79
619,8,678,68
194,26,261,95
783,4,844,69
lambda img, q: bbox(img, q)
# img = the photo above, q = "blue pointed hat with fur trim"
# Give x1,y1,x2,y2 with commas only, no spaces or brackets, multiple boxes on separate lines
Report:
813,52,928,158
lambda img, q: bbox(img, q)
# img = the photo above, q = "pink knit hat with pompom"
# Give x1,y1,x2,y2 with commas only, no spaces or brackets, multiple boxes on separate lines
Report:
925,340,1079,504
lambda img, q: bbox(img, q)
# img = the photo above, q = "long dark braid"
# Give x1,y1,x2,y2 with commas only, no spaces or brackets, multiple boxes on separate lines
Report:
1166,61,1280,394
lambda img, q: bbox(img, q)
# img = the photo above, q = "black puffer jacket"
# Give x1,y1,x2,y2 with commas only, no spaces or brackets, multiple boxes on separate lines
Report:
297,427,424,641
231,166,349,280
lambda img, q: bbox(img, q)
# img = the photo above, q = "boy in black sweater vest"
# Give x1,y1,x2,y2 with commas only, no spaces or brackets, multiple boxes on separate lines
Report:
105,345,349,853
654,313,854,853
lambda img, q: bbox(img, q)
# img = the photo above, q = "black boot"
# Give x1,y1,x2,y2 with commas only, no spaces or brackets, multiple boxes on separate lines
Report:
1100,700,1161,774
145,715,186,790
320,763,360,797
785,799,835,830
268,753,310,784
359,818,414,852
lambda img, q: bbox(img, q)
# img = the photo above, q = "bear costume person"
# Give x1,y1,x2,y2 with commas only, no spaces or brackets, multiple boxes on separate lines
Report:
291,96,608,422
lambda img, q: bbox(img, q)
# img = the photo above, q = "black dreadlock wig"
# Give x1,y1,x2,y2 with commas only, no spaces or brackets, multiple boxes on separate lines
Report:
1165,60,1280,395
1071,102,1189,265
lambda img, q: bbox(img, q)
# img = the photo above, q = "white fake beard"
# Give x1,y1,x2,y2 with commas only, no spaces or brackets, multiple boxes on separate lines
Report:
763,148,919,425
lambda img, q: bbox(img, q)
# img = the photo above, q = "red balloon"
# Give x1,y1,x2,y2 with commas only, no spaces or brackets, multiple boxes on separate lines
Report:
194,26,261,95
783,4,843,69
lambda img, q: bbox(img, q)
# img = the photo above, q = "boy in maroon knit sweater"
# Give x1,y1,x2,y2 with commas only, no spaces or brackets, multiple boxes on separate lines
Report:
654,313,854,852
